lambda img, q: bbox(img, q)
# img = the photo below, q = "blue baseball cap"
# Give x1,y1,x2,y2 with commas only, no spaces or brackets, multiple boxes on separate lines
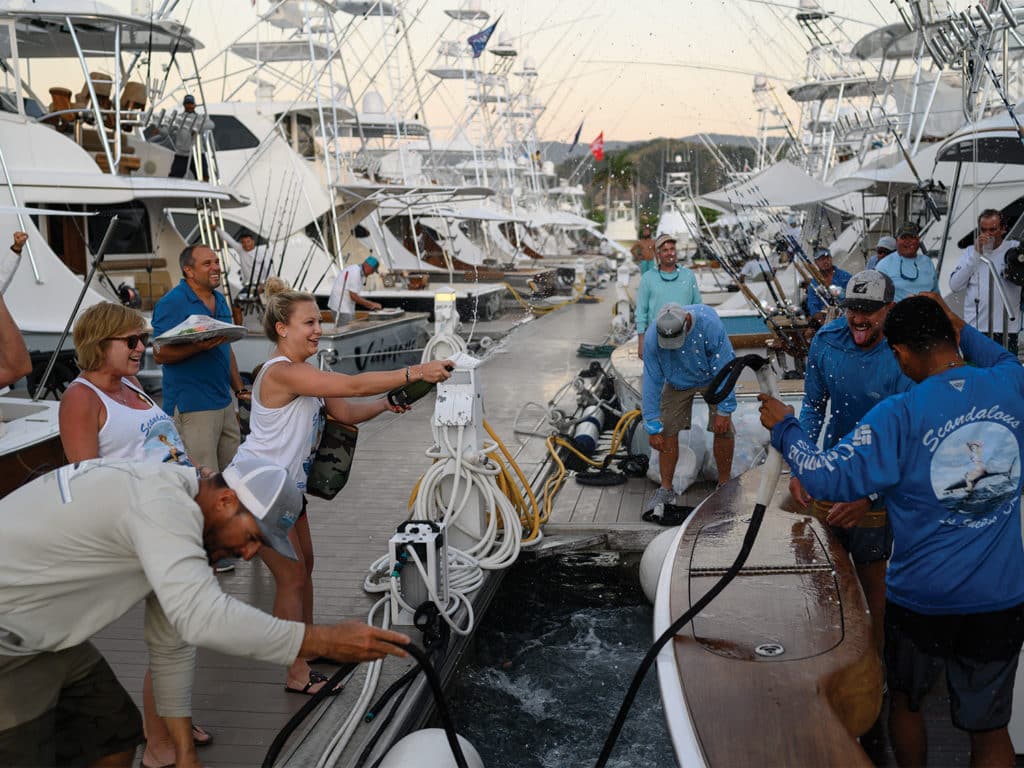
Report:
364,255,379,270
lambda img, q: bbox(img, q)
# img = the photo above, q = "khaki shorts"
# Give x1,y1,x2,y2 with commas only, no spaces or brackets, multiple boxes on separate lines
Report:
661,384,735,436
175,403,241,472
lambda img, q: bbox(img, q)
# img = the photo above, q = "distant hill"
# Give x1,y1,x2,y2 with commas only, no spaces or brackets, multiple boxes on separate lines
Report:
539,134,780,165
545,134,787,230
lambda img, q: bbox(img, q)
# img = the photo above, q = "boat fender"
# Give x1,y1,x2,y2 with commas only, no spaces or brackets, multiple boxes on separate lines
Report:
377,729,484,768
639,528,678,603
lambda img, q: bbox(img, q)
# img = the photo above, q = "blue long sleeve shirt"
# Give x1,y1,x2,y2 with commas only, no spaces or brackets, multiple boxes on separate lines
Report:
799,317,913,448
642,304,737,432
806,268,852,317
772,325,1024,614
635,267,701,334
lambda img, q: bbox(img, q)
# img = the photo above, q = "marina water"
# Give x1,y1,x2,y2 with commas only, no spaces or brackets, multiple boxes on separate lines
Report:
447,552,677,768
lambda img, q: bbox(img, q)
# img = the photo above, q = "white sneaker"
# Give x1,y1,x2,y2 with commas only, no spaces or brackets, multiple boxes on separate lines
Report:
645,487,676,513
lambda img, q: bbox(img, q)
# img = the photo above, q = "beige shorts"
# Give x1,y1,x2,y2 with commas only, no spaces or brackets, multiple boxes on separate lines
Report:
661,384,734,437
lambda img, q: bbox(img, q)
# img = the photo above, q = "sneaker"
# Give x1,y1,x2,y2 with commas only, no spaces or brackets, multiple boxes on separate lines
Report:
213,558,235,574
645,487,676,513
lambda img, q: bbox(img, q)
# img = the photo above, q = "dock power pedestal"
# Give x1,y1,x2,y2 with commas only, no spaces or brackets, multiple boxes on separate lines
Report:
388,520,449,626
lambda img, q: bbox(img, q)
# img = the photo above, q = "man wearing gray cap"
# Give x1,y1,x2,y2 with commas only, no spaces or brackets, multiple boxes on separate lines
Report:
641,303,737,512
790,269,913,654
0,457,408,768
635,234,701,359
866,235,897,270
948,209,1023,354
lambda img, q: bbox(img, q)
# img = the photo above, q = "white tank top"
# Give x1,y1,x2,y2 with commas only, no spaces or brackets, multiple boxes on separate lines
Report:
233,356,325,492
70,376,191,466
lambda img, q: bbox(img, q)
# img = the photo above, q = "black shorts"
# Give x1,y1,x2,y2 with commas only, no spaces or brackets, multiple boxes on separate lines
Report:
0,643,143,767
884,601,1024,731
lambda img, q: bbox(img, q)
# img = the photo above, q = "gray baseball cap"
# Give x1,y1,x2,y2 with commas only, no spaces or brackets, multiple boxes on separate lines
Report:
222,458,303,560
875,235,897,252
842,269,895,312
656,303,690,349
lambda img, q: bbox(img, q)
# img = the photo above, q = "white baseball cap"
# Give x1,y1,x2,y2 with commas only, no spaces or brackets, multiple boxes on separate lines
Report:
222,458,302,560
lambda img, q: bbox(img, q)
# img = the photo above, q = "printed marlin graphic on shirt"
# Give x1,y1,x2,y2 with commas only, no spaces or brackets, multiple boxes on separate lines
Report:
142,418,192,466
931,423,1020,520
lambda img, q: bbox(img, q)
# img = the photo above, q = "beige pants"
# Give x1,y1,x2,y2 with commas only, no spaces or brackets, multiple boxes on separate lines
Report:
174,403,241,472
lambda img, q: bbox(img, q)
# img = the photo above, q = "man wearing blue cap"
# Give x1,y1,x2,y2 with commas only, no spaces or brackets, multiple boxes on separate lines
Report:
327,256,383,325
0,457,410,768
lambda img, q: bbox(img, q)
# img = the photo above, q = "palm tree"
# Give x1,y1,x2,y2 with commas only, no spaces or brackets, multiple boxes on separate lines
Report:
592,151,637,234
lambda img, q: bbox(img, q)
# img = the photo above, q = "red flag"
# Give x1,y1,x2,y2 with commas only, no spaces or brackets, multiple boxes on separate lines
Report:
589,132,604,162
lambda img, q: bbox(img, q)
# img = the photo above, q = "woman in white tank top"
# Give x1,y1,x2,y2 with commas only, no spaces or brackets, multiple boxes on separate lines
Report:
58,303,209,767
237,280,453,695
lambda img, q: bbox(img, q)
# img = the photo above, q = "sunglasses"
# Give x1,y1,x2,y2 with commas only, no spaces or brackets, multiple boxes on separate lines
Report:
107,333,150,348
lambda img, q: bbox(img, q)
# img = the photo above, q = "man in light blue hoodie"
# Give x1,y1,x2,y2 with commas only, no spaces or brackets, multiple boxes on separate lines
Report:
642,303,736,511
760,295,1024,768
792,270,914,655
635,235,701,359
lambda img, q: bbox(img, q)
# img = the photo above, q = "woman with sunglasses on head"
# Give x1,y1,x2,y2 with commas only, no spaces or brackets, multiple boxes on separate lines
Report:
59,301,212,768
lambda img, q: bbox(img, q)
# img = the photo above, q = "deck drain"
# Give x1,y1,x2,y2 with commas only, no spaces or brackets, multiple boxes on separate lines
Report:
755,642,785,657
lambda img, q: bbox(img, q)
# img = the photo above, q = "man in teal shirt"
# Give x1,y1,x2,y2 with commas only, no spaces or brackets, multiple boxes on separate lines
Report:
635,234,701,359
876,222,938,301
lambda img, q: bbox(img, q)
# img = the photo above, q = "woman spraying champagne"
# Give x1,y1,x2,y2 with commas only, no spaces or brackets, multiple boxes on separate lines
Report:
233,279,452,695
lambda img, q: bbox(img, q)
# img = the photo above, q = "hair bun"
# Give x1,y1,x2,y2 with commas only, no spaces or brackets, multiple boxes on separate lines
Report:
263,276,290,296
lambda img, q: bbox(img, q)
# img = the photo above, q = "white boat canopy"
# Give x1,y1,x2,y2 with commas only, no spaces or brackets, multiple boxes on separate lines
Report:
230,41,338,63
4,1,202,56
700,161,848,211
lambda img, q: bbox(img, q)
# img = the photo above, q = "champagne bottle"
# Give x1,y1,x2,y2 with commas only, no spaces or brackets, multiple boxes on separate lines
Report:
387,364,454,408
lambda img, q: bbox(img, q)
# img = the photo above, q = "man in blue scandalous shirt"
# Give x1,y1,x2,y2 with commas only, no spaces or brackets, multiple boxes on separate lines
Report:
153,245,247,475
791,270,913,654
759,294,1024,768
642,303,736,511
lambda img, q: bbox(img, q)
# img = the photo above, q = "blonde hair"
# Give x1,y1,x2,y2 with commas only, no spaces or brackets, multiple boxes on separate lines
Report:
262,279,317,342
73,302,147,372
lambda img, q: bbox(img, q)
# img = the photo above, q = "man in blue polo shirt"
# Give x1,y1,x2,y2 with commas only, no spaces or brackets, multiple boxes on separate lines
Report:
153,245,247,476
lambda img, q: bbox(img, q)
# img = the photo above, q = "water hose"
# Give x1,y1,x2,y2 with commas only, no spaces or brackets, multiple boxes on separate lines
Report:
593,355,783,767
261,644,468,768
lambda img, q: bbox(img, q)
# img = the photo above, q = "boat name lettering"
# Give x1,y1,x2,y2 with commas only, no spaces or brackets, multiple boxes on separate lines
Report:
354,337,418,372
922,405,1020,453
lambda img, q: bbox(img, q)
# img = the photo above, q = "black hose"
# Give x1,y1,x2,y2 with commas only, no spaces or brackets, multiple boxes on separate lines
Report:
594,353,774,767
593,503,767,767
262,644,468,768
262,663,357,768
704,354,769,406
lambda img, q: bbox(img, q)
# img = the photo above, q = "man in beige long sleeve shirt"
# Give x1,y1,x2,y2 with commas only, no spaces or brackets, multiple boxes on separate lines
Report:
0,457,409,768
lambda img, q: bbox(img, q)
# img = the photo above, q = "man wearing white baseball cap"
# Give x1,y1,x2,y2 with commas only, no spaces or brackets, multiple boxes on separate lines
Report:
0,457,408,768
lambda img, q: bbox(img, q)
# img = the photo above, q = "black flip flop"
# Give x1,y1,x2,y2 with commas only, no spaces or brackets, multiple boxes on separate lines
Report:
642,503,695,526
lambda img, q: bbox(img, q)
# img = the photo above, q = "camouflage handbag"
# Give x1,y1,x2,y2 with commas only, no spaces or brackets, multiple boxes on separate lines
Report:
306,417,359,500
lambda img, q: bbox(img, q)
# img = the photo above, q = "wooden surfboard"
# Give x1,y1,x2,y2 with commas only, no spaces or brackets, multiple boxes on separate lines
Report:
654,471,882,767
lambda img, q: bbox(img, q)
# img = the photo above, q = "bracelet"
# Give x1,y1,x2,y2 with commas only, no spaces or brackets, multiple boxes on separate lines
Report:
405,366,410,384
417,364,422,381
235,388,248,396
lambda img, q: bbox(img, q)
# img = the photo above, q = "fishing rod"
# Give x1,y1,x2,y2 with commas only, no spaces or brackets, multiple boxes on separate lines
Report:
34,217,120,401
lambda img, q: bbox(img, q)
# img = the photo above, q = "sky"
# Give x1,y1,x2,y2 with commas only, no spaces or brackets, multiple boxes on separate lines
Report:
35,1,905,143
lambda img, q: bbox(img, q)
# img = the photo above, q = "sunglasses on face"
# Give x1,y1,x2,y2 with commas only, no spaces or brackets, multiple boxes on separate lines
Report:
107,333,150,349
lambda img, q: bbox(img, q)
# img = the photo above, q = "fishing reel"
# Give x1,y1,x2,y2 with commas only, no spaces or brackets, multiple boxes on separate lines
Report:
1004,247,1024,287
